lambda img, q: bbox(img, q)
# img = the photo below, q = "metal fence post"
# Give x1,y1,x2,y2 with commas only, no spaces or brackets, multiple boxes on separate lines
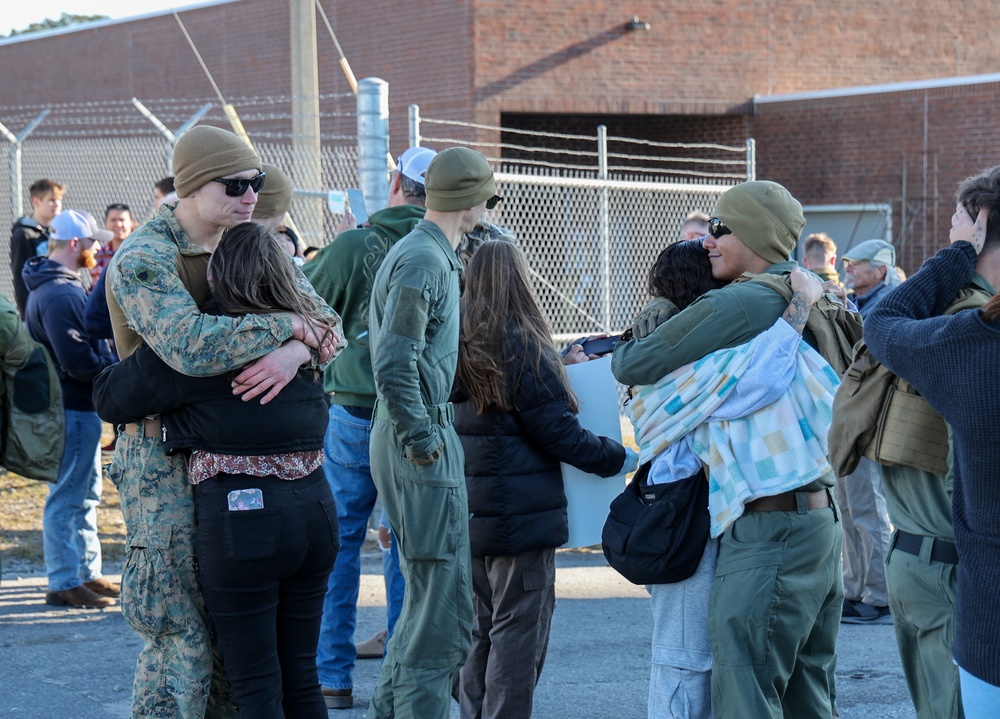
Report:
132,98,211,174
745,138,756,181
1,110,50,220
357,78,390,213
597,125,611,331
408,104,421,149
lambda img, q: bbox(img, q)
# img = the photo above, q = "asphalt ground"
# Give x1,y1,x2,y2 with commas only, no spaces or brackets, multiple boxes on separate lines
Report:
0,548,916,718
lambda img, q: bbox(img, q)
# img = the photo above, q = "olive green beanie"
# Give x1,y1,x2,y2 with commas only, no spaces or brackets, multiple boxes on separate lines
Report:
713,180,805,264
172,126,261,198
424,147,496,212
253,164,293,220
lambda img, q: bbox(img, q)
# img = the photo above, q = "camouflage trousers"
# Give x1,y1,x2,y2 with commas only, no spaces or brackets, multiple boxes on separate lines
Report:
109,430,236,719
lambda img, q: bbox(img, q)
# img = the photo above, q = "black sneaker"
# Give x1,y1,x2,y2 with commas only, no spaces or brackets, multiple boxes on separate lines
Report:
842,599,892,625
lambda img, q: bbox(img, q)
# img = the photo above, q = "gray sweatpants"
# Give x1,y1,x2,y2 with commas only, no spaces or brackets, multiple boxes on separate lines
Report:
647,539,719,719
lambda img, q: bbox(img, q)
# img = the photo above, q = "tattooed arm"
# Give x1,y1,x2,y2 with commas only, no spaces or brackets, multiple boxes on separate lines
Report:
782,266,824,334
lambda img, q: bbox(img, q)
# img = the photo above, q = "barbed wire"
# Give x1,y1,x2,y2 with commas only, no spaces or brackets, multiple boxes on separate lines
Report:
0,93,355,114
418,115,747,154
419,116,598,142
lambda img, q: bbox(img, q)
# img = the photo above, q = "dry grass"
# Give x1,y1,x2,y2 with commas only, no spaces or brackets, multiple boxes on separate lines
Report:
0,424,126,576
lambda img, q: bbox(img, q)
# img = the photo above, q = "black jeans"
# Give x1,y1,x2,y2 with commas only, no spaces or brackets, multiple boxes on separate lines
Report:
194,468,339,719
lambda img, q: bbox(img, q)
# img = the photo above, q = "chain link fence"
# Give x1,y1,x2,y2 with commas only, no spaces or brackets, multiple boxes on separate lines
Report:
2,88,750,343
0,95,359,300
489,172,733,340
413,112,749,339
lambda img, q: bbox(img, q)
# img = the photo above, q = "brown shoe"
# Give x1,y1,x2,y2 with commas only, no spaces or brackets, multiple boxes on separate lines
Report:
85,577,121,598
321,687,352,709
355,628,387,659
45,585,116,608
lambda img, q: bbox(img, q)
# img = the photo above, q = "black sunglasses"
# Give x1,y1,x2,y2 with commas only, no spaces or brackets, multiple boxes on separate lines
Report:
707,217,732,240
105,203,131,213
486,195,502,210
212,172,266,197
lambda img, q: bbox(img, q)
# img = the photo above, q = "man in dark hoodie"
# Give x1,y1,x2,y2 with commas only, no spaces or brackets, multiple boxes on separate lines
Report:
305,146,435,709
10,178,65,317
23,209,117,608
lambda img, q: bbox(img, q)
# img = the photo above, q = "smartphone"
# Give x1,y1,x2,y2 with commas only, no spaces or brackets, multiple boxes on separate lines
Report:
580,336,618,356
228,488,264,511
346,188,369,225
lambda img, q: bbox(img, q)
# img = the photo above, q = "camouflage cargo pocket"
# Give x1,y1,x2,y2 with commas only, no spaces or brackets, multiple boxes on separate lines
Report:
121,523,187,637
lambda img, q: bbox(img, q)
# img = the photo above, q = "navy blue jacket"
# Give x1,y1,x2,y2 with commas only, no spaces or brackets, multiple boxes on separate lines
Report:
865,241,1000,686
22,256,115,411
454,331,625,557
83,264,117,358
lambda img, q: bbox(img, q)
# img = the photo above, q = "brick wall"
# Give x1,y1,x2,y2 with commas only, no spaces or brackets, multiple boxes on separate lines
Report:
3,0,1000,271
753,81,1000,273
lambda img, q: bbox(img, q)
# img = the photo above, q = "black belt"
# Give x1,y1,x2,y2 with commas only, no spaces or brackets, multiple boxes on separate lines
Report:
894,530,959,565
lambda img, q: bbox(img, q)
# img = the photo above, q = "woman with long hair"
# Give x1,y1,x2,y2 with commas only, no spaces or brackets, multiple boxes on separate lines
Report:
453,239,636,719
94,222,340,719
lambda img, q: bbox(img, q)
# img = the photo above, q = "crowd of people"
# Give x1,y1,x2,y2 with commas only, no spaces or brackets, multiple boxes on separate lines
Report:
3,124,999,719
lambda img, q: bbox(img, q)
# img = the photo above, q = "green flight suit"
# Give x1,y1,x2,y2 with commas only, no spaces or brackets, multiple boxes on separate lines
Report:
613,261,842,719
366,219,472,719
107,206,341,719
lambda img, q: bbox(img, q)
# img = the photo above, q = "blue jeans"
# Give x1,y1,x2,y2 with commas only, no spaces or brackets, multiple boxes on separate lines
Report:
44,409,103,592
380,508,405,634
959,667,1000,719
316,404,404,690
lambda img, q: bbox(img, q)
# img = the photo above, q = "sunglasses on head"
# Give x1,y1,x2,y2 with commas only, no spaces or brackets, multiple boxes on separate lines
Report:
105,203,131,214
486,195,502,210
212,172,266,197
707,217,732,240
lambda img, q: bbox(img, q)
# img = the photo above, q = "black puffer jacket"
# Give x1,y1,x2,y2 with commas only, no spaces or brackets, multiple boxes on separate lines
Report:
454,331,625,557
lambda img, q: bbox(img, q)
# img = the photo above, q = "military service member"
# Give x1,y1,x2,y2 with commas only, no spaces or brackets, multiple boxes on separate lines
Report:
105,125,343,718
613,181,845,719
366,147,497,719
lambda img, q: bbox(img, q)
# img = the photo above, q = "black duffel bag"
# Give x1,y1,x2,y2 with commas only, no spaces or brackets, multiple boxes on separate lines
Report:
601,460,710,585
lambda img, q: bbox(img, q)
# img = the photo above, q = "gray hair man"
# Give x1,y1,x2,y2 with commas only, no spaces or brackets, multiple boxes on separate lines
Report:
843,239,897,317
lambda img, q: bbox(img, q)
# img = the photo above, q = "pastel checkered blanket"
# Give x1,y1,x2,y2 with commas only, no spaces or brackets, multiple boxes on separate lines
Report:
627,333,840,536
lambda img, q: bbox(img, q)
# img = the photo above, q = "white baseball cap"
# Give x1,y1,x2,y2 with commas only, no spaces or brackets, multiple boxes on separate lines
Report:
397,147,437,185
50,209,114,243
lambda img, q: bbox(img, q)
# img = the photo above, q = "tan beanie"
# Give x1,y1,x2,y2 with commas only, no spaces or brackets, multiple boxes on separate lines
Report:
172,126,261,198
424,148,496,212
254,164,293,220
713,181,805,264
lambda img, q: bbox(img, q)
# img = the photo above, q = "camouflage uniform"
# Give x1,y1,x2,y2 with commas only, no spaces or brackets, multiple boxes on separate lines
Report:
107,207,342,718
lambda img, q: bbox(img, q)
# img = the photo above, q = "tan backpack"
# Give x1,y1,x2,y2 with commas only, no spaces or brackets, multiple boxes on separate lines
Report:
828,286,990,477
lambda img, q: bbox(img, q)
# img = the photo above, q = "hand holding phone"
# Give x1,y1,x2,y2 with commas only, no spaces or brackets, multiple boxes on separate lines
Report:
580,335,617,357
